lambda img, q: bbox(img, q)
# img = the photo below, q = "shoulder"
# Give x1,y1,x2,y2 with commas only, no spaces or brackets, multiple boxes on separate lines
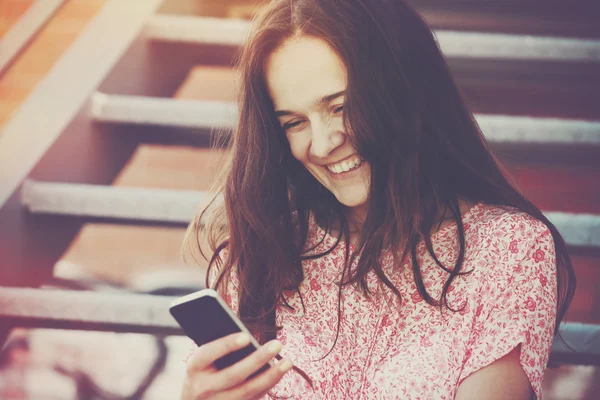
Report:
469,202,549,234
468,202,553,253
465,203,555,286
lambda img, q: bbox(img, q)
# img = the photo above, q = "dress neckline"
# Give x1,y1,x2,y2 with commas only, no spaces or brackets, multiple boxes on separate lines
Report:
311,202,484,253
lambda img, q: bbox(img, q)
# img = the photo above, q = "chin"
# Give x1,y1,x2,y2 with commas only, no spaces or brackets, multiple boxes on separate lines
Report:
335,193,368,209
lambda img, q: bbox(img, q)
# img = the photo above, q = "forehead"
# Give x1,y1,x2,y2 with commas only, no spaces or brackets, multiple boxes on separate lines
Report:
265,36,347,111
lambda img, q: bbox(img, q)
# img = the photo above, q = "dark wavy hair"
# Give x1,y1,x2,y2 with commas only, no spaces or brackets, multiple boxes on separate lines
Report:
184,0,575,365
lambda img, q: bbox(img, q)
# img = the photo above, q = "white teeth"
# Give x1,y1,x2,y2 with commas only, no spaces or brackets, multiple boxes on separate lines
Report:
327,156,363,174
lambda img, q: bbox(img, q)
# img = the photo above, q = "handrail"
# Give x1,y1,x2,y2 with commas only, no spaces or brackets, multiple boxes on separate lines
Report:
0,0,165,209
0,0,66,76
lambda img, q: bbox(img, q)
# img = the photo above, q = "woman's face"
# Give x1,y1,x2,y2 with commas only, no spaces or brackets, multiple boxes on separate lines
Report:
265,36,371,219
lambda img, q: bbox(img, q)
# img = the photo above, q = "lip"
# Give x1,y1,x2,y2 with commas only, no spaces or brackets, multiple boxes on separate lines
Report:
324,160,366,181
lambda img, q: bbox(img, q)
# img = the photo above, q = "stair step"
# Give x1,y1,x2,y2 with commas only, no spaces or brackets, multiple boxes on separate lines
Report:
144,15,600,62
20,180,209,224
90,93,600,145
90,92,237,129
57,224,200,288
174,66,238,102
52,145,219,288
1,286,598,364
144,15,249,47
409,0,600,38
113,144,225,190
477,115,600,145
19,180,600,248
544,212,600,249
0,287,180,335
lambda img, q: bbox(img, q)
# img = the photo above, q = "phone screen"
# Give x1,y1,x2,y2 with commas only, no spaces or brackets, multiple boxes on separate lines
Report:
170,291,269,372
171,294,242,346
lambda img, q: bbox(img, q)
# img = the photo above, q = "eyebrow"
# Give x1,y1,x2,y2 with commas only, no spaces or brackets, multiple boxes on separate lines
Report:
274,90,346,117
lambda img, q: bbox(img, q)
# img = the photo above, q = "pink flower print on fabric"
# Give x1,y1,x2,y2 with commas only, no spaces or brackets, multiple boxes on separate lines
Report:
209,203,557,399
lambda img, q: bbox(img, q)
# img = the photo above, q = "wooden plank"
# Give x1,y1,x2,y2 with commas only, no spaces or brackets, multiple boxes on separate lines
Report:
57,224,201,288
509,166,600,214
113,145,225,190
174,66,238,101
564,251,600,324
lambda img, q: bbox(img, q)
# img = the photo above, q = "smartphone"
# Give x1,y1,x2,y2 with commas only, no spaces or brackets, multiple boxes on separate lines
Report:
170,288,272,373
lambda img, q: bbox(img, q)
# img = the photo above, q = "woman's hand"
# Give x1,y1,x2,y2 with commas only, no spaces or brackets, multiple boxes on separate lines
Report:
181,332,294,400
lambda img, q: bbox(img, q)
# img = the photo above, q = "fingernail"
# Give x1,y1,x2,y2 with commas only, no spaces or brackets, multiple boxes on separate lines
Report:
236,333,251,346
279,359,293,372
267,340,282,354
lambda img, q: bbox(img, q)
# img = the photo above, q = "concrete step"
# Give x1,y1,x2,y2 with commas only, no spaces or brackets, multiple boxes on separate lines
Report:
90,92,237,129
51,145,221,287
144,15,600,62
20,180,600,249
90,92,600,145
1,286,598,365
20,180,208,224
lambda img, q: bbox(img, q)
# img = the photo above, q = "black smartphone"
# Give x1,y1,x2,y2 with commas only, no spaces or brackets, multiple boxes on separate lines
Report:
170,288,272,373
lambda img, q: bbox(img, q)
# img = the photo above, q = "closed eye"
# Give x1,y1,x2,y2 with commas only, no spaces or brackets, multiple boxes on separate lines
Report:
333,105,344,114
282,120,303,131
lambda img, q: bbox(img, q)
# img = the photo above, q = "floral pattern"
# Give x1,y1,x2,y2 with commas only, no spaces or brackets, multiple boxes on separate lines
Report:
217,203,558,399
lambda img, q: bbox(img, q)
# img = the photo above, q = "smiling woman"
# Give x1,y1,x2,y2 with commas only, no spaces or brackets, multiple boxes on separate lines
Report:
268,37,370,221
181,1,576,399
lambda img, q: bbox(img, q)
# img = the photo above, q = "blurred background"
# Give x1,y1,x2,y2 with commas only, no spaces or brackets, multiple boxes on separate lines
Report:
0,0,599,398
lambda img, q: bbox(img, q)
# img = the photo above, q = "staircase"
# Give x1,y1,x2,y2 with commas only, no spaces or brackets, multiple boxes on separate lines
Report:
1,0,600,398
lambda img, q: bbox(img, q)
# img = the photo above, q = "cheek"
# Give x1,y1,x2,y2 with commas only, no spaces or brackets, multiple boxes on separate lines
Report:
286,134,311,163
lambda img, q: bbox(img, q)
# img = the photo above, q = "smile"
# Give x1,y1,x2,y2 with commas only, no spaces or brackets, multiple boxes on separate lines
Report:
326,154,363,174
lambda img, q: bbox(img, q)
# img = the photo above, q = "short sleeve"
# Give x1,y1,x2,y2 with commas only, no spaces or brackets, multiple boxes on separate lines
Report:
458,217,557,398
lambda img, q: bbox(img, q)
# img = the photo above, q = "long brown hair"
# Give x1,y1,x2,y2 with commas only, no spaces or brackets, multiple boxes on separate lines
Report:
184,0,575,355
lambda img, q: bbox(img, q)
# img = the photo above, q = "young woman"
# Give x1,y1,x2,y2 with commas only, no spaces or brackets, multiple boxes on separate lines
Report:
181,0,576,398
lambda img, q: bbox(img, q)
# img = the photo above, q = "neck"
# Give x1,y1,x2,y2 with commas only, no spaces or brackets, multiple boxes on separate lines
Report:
347,203,367,229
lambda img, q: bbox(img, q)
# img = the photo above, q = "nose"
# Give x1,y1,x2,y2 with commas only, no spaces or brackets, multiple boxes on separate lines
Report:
309,119,346,158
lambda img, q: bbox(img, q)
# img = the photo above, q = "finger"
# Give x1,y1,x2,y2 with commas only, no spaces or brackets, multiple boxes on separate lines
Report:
210,339,283,390
225,357,294,399
187,332,252,373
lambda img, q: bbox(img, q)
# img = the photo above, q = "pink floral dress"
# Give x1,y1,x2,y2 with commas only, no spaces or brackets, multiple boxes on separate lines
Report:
218,202,557,399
